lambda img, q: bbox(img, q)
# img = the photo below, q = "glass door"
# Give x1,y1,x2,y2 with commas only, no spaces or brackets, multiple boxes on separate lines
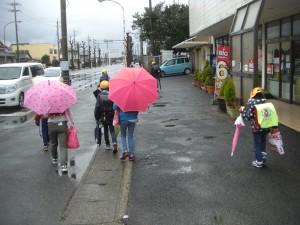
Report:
294,41,300,104
266,43,280,97
280,42,291,101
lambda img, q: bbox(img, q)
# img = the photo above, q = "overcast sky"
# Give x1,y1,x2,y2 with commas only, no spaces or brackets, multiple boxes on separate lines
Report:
1,0,188,56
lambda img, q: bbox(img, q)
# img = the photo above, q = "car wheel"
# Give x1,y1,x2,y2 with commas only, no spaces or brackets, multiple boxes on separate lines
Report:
19,92,24,108
161,71,166,77
184,68,191,75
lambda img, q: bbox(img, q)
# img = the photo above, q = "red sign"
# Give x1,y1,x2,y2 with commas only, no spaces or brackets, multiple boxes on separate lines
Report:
248,59,254,73
216,45,230,95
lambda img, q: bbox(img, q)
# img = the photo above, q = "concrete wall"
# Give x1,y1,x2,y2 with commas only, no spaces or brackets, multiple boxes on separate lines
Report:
189,0,252,36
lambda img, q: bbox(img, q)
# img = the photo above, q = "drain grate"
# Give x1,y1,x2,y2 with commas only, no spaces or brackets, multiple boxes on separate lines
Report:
164,124,175,127
203,135,216,139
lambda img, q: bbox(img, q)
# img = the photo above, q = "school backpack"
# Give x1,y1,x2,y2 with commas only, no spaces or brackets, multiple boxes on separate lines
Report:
98,93,114,124
253,102,278,129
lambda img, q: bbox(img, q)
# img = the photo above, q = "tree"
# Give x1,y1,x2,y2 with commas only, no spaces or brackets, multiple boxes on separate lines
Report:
52,59,59,67
41,54,50,67
132,2,189,56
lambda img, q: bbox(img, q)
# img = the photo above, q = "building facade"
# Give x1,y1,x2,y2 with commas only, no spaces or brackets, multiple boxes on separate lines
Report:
11,43,59,62
185,0,300,105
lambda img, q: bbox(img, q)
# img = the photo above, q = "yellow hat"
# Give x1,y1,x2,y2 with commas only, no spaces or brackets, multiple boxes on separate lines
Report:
151,61,156,65
100,80,109,89
250,87,263,98
102,69,107,74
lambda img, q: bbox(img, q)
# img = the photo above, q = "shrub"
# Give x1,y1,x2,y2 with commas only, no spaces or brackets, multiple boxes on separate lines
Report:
205,75,214,86
218,78,229,97
224,78,236,104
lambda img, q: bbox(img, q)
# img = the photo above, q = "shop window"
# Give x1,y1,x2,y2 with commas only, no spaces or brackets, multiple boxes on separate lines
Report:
267,20,280,39
54,49,57,54
258,25,262,40
266,43,280,98
281,17,291,37
232,7,247,33
242,32,254,74
243,0,261,29
293,14,300,35
231,35,241,73
49,49,53,54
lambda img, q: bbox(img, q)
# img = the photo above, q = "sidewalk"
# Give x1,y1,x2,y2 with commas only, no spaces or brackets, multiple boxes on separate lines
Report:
60,73,300,225
61,146,132,225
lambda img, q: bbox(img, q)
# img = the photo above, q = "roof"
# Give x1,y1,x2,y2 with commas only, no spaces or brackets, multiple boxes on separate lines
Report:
172,37,212,49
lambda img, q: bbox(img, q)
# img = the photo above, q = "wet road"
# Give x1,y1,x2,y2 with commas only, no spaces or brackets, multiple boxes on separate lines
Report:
127,74,300,225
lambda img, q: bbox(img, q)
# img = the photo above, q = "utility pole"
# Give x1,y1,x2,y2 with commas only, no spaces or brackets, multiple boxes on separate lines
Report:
60,0,70,85
98,45,101,67
9,0,20,62
57,20,60,60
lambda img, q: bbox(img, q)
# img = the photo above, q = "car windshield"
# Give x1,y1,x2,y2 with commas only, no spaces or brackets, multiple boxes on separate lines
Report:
44,69,60,77
0,67,21,80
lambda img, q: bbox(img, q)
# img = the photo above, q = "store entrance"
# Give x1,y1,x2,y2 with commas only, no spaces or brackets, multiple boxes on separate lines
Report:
280,42,291,101
294,41,300,104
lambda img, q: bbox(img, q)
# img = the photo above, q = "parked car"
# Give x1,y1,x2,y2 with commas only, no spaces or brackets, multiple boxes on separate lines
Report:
43,67,71,85
0,62,44,107
159,56,192,76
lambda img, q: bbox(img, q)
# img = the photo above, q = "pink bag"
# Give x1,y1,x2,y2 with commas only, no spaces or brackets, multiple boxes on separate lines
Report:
67,127,80,149
113,110,120,126
65,110,80,149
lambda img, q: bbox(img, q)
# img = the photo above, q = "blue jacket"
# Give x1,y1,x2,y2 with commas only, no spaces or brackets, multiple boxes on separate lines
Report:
113,104,138,121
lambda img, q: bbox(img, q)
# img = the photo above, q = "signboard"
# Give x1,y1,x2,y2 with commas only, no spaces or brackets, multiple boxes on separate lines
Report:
248,59,254,73
215,45,230,95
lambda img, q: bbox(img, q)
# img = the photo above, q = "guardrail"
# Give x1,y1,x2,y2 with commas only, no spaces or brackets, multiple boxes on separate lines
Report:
70,71,101,91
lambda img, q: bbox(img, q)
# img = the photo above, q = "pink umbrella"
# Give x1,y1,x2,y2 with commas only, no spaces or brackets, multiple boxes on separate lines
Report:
231,115,245,156
108,67,158,112
24,80,77,114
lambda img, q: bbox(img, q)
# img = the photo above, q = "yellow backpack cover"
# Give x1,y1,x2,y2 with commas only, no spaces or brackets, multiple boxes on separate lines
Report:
253,102,278,129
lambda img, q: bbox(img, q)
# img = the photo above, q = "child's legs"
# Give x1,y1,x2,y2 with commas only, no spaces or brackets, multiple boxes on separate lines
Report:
40,118,49,146
127,121,136,154
108,123,117,143
120,121,128,152
253,133,264,162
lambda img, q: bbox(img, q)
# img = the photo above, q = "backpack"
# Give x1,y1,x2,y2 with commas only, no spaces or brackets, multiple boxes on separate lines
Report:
98,93,114,124
253,102,278,129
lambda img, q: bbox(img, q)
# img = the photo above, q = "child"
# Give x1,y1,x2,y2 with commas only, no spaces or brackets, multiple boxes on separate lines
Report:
240,87,270,168
34,114,49,151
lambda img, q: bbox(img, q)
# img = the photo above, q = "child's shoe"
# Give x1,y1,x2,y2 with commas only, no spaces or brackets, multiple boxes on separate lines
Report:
129,154,135,161
113,142,118,154
120,152,129,161
252,160,264,168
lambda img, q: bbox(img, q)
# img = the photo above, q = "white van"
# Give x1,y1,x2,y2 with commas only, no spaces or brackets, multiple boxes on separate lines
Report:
0,62,45,107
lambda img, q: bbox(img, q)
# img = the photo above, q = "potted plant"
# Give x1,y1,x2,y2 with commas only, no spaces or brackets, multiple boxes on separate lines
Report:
192,70,199,86
201,60,213,91
224,78,240,119
217,77,229,113
204,75,215,94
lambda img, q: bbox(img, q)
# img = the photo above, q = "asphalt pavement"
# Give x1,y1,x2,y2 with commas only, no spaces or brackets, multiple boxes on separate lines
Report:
1,71,299,225
60,73,300,225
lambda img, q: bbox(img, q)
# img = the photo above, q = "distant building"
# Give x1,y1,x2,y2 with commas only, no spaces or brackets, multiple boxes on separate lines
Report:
11,43,59,62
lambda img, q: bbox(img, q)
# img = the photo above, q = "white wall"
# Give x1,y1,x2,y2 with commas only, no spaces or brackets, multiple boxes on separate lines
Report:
189,0,253,36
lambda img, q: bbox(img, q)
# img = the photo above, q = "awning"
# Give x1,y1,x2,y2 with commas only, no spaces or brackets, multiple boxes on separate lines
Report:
172,41,211,49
